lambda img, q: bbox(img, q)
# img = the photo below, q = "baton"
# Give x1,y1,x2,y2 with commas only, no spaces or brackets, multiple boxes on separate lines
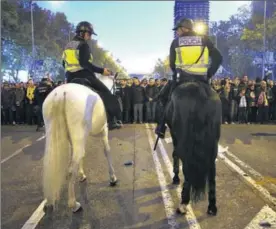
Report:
153,136,160,151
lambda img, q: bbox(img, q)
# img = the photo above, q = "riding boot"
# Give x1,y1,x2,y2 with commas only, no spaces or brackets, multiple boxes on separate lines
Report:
107,114,122,130
155,115,167,138
154,82,173,138
98,92,123,130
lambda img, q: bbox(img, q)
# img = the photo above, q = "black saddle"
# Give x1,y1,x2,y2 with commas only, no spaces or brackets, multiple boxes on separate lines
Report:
70,78,98,93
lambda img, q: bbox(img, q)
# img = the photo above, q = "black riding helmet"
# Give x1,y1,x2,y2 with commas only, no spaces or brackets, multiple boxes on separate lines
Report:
173,18,194,31
76,21,97,36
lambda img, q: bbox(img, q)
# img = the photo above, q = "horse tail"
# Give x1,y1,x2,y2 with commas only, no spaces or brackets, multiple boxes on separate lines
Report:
43,91,71,207
173,82,216,202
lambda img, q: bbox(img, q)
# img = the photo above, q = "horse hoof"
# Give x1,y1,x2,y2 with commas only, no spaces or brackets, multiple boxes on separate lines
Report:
110,179,118,187
176,204,187,215
72,202,82,213
207,205,217,216
79,175,87,182
172,176,180,185
43,204,54,214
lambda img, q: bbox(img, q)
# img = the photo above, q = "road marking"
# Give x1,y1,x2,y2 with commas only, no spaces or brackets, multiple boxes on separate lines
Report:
1,135,45,164
21,199,46,229
145,124,179,229
220,145,276,191
36,136,45,142
218,146,276,207
164,136,276,205
244,205,276,229
164,137,172,144
148,124,201,229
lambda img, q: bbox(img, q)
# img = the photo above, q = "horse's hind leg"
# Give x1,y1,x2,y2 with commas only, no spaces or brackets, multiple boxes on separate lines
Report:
68,143,84,213
78,158,87,182
177,163,191,214
102,126,117,186
207,159,217,216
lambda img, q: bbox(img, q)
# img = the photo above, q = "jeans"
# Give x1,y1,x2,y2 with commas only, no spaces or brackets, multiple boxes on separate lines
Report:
133,104,143,123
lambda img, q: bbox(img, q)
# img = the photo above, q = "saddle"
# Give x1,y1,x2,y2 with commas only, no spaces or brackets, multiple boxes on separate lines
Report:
70,78,123,113
70,78,98,93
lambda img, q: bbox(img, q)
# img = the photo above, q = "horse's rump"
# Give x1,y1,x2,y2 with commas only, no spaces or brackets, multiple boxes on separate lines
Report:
170,81,221,202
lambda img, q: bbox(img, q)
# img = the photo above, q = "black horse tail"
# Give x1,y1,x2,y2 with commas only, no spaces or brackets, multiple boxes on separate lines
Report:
172,82,218,203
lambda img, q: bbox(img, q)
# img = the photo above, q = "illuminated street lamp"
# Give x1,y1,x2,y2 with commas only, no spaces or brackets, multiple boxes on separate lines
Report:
194,22,207,35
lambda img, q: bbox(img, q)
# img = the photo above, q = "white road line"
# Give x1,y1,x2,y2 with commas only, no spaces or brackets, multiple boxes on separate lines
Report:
244,205,276,229
164,137,172,144
21,199,46,229
36,136,45,142
220,145,276,191
218,150,276,207
148,124,201,229
145,124,179,229
1,135,45,164
163,136,276,205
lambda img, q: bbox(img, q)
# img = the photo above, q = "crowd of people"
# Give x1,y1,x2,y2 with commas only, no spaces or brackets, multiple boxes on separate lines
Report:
114,75,276,125
1,75,276,127
1,77,63,126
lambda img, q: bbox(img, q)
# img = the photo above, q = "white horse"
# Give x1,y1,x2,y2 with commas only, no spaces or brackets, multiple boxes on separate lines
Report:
42,83,118,213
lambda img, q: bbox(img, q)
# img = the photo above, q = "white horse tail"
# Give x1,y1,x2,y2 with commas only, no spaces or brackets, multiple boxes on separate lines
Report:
43,91,71,207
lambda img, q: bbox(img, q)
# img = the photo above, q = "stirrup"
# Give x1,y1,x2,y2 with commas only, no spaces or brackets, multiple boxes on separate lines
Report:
155,124,167,139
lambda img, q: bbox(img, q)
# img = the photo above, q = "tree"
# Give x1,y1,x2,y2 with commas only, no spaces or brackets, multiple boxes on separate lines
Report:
1,0,126,82
241,12,276,51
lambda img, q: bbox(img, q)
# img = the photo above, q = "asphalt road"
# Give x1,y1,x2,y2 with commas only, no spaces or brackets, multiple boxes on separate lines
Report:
1,124,276,229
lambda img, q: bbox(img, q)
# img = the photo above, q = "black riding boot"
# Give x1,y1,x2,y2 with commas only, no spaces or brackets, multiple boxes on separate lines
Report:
154,82,173,138
107,114,122,130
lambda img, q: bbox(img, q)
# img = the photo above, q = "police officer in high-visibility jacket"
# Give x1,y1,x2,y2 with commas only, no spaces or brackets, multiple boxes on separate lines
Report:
62,21,122,130
155,18,222,138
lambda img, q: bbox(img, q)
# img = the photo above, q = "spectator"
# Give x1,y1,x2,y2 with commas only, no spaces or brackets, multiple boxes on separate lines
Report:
237,87,248,124
132,77,145,124
14,83,25,124
246,83,257,123
256,81,269,124
145,78,159,123
25,79,36,125
1,82,15,125
229,77,240,123
118,79,132,123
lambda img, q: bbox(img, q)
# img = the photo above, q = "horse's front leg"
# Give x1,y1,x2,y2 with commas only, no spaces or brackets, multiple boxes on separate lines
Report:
102,127,117,186
78,157,87,182
171,133,180,185
172,151,180,185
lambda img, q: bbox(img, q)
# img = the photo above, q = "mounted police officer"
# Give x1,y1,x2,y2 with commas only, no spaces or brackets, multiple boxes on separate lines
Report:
155,18,223,138
34,77,52,131
62,21,122,130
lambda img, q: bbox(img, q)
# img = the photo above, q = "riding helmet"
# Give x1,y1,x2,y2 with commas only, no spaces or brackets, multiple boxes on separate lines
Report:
173,18,194,31
76,21,97,35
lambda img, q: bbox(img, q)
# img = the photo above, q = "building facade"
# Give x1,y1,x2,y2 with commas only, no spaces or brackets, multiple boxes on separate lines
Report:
251,1,276,19
174,0,210,36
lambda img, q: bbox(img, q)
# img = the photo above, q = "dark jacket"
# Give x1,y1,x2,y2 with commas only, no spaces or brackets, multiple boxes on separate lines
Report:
145,85,159,102
132,85,145,104
118,86,132,109
34,81,52,106
1,88,15,109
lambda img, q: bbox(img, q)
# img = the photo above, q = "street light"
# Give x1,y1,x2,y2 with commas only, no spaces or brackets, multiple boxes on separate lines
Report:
30,0,35,79
194,22,207,35
262,0,267,79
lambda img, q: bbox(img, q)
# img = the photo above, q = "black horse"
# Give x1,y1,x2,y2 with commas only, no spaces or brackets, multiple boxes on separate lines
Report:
165,80,221,216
